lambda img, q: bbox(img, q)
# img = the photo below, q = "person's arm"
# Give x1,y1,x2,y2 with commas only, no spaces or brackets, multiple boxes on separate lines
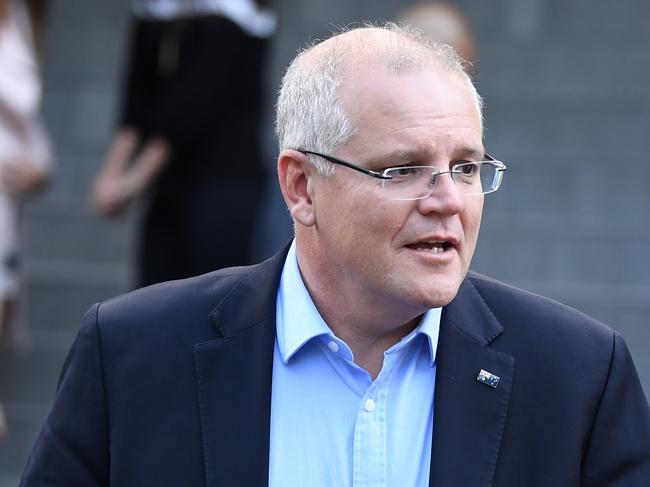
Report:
91,130,170,218
20,304,110,486
0,158,49,196
90,127,138,217
580,332,650,486
99,127,139,177
0,110,54,198
90,15,168,219
0,1,41,128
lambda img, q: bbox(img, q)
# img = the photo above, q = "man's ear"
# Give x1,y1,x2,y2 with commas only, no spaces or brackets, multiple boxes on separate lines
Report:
277,149,316,227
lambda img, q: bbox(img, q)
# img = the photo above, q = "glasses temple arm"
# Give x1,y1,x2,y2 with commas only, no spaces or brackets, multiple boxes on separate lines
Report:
300,150,392,180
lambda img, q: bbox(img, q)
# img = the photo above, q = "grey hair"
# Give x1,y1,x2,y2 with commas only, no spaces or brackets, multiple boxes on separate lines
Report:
275,22,484,177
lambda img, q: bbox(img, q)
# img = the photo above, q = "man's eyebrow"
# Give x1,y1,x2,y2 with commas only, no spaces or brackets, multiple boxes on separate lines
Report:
387,148,486,163
457,147,486,160
364,147,486,167
364,150,417,166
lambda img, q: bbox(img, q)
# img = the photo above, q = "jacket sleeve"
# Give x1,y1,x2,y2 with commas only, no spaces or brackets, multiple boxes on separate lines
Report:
20,304,110,487
581,332,650,486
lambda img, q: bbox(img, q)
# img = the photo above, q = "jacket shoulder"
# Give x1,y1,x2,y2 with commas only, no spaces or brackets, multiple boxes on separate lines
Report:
93,241,289,345
465,271,616,355
98,266,251,336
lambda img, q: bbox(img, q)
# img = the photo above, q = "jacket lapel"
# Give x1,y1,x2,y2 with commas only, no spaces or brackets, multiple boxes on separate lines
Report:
193,247,289,487
429,275,515,487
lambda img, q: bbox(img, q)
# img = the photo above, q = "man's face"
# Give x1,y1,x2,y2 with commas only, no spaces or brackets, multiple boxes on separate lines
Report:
310,63,484,312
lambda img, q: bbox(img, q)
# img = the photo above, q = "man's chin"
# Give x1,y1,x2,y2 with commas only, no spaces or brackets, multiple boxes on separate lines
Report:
403,279,463,310
424,272,466,307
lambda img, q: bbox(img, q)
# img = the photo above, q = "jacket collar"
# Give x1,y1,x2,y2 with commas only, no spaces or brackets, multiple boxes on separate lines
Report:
207,243,290,338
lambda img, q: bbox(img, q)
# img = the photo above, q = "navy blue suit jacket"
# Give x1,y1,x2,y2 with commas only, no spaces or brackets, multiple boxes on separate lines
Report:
21,247,650,486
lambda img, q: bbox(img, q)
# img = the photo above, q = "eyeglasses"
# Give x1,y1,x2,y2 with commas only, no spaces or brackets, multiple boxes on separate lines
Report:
299,150,507,201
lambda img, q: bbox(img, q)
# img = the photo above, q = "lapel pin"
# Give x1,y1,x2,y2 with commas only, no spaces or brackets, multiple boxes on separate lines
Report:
477,369,500,388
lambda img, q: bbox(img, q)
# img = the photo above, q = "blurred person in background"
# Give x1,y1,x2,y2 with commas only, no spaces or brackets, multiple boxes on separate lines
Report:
91,0,275,286
399,1,476,72
0,0,53,436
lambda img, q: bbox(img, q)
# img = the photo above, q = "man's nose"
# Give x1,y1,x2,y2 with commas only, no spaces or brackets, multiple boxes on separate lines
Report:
417,172,464,215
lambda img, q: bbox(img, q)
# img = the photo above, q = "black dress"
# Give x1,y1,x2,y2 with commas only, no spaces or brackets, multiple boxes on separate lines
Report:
120,14,268,286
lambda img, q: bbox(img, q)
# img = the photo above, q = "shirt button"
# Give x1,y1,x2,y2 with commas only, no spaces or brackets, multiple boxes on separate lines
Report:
364,398,376,412
328,341,340,353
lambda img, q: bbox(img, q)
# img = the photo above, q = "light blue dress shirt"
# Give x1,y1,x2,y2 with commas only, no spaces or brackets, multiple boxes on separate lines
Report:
269,241,441,486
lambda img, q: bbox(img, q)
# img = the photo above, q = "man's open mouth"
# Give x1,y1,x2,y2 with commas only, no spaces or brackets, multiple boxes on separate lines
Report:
406,241,452,253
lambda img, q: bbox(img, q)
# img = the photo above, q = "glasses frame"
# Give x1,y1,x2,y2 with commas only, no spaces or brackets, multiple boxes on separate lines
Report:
298,150,507,199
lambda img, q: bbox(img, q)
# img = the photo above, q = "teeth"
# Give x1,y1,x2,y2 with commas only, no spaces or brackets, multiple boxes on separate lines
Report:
429,245,444,253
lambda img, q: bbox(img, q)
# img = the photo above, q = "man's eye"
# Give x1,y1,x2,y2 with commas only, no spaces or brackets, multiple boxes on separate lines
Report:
392,166,421,177
455,163,478,175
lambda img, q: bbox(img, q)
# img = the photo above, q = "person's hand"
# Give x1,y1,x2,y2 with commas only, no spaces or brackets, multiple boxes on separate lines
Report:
91,171,134,219
0,159,50,197
90,135,170,219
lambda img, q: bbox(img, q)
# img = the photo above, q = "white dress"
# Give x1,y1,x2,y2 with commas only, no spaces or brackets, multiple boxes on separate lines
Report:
0,0,52,302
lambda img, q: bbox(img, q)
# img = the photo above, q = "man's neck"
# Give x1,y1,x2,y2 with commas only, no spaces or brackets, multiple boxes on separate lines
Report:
296,248,424,379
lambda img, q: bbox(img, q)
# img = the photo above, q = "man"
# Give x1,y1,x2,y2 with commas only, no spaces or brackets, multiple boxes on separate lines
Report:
21,24,650,486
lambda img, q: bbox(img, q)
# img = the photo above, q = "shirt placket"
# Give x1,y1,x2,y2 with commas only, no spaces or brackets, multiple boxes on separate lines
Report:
352,351,399,487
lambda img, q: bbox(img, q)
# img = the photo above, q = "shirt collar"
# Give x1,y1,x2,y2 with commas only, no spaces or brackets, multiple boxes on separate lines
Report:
394,306,441,367
276,241,331,364
276,240,441,366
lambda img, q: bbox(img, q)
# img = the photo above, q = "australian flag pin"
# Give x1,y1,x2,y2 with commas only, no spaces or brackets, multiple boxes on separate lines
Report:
477,369,500,388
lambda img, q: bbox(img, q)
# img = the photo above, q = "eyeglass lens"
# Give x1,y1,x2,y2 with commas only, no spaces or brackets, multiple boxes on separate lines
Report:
382,162,504,200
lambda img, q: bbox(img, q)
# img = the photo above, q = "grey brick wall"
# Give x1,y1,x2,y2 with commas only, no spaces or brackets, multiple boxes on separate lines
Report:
1,0,648,483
